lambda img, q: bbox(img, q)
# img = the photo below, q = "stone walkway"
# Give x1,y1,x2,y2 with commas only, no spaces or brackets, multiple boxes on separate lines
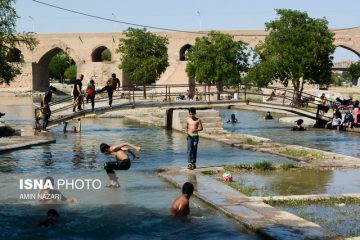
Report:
0,134,55,153
159,168,343,240
201,131,360,168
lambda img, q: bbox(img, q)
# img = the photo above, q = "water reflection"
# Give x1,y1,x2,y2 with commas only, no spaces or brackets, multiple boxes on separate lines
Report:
235,168,360,196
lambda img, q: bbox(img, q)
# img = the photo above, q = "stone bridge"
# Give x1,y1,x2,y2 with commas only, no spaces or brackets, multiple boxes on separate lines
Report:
5,29,360,91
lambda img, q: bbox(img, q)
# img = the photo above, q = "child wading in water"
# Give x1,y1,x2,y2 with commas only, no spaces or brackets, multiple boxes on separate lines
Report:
100,142,141,188
171,182,194,217
184,108,203,170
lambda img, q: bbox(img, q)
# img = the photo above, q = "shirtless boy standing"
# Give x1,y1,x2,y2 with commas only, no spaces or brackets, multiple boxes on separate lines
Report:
100,142,141,188
184,108,203,170
171,182,194,217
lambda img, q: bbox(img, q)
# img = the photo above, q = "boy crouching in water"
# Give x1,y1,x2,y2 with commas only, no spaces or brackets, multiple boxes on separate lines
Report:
100,142,141,188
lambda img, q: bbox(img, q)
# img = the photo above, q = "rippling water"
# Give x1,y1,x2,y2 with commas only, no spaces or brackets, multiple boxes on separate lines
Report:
1,97,284,239
218,108,360,157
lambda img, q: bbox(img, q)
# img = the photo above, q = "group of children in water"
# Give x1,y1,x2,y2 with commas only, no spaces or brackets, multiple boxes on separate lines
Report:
38,93,360,225
38,107,202,226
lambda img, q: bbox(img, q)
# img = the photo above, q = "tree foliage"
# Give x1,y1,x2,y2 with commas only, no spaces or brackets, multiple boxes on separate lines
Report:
117,28,169,96
0,0,38,84
186,31,250,89
48,51,75,82
249,9,335,101
101,49,111,61
348,61,360,80
64,64,77,83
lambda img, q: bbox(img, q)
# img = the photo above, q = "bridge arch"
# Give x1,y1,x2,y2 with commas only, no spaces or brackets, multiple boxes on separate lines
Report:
91,45,112,62
179,44,192,61
335,44,360,58
6,48,23,62
33,46,78,91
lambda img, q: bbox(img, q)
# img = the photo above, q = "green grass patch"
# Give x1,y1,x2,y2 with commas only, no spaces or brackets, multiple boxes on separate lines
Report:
266,197,360,207
280,163,298,170
221,179,256,196
278,148,324,160
224,164,252,172
201,170,218,175
224,161,274,171
0,124,15,138
244,138,259,145
253,160,274,170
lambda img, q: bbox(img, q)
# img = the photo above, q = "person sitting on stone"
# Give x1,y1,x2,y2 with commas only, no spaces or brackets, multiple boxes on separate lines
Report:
343,111,354,128
331,115,342,129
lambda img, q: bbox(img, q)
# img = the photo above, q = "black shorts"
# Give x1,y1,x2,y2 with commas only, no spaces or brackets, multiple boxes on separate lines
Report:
104,159,131,174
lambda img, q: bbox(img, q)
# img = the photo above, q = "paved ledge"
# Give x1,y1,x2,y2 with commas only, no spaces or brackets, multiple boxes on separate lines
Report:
0,134,55,153
158,169,343,240
201,131,360,168
253,193,360,202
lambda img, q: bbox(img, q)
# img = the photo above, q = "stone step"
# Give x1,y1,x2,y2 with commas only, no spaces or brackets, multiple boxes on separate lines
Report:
178,110,220,118
179,116,223,124
201,122,223,128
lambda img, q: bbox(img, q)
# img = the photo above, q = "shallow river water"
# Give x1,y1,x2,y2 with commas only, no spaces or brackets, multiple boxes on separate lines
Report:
218,108,360,157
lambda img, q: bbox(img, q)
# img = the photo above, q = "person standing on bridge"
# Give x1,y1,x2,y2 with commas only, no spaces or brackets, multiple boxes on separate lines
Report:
86,79,96,112
73,74,84,112
102,73,120,108
41,86,57,108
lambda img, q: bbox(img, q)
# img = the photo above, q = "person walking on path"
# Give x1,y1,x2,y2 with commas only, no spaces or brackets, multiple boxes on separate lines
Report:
184,108,203,170
37,86,56,130
73,74,84,112
41,86,56,108
41,103,51,132
86,79,96,112
101,73,120,108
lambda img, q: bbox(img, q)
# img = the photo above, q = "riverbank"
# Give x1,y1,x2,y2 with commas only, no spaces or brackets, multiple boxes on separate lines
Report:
118,106,360,168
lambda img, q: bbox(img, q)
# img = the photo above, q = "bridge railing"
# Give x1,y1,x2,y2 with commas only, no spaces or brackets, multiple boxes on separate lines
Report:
35,83,337,124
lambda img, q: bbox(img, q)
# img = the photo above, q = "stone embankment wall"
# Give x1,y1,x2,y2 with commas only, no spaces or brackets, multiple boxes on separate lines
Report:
171,109,224,133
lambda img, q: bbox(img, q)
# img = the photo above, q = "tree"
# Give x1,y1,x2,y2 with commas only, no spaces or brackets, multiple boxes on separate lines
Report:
0,0,38,84
186,31,250,99
117,28,169,98
250,9,335,104
48,51,75,83
64,65,77,83
348,61,360,80
101,49,111,61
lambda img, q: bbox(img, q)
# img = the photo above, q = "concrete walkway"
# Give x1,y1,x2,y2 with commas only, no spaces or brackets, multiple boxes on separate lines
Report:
159,169,343,240
200,130,360,168
0,134,55,153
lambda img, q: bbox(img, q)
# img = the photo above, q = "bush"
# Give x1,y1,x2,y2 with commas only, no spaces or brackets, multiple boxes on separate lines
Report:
0,124,15,137
253,160,273,170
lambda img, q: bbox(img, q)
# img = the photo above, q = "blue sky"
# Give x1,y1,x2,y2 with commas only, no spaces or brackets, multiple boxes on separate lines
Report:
14,0,360,62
